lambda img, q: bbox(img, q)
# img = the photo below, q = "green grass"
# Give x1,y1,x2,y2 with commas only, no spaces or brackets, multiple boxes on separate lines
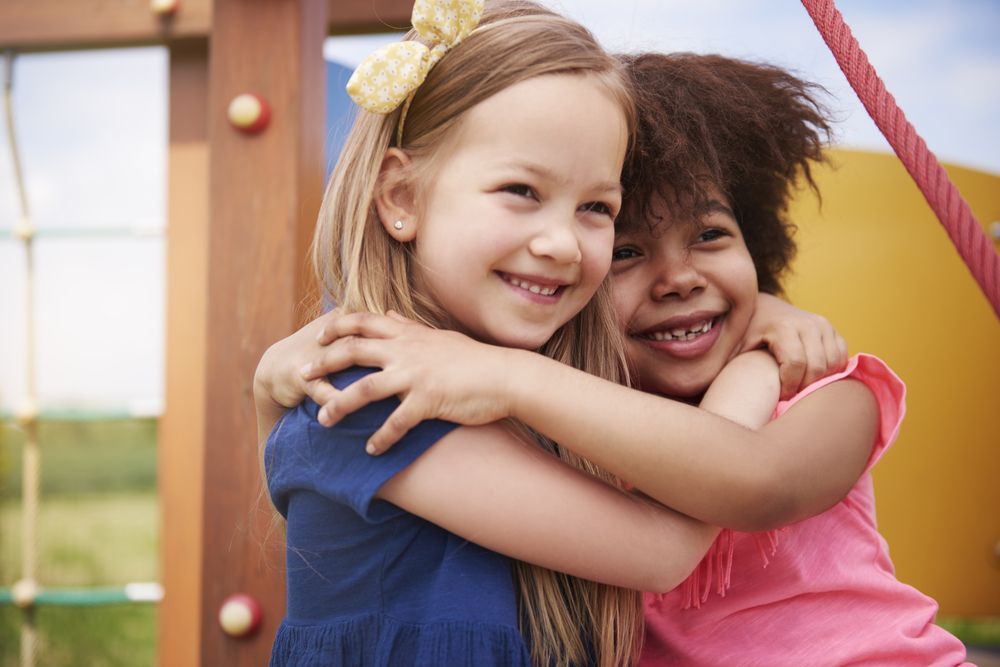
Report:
0,419,158,666
0,492,158,586
0,419,157,496
0,605,156,667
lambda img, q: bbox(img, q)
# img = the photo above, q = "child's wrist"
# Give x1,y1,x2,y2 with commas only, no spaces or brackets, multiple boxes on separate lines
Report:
503,348,538,421
506,349,561,424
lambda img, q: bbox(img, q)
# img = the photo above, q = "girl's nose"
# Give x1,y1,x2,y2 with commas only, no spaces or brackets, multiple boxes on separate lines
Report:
528,218,583,264
650,257,706,300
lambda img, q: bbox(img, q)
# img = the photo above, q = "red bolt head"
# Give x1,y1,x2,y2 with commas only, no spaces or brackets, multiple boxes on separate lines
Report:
219,593,263,638
227,93,271,134
150,0,180,16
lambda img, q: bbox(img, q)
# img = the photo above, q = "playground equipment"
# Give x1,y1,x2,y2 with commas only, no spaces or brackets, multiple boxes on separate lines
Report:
0,3,415,665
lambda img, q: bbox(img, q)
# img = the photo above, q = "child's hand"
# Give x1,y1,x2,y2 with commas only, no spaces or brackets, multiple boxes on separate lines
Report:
303,311,519,454
742,293,847,399
254,310,340,413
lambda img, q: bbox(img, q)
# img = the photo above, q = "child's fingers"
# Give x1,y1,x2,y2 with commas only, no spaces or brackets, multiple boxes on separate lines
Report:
300,343,358,381
366,397,426,455
768,325,807,399
798,326,832,389
304,378,338,406
317,311,405,345
829,332,849,371
316,369,408,427
777,355,806,400
302,336,394,381
810,314,847,373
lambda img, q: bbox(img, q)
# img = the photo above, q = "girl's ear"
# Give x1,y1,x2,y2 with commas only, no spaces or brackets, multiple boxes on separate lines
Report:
374,148,418,242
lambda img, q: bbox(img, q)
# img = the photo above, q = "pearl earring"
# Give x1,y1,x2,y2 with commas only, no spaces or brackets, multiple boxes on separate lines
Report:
393,220,404,230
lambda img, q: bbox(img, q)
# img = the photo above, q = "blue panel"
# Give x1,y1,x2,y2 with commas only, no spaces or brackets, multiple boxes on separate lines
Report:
325,60,358,177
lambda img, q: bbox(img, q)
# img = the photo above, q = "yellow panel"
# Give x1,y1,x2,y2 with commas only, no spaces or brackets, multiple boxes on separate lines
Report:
786,148,1000,615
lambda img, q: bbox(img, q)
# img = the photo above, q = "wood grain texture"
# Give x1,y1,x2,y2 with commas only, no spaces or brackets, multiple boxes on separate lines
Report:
0,0,413,50
0,0,212,51
159,40,209,667
199,0,326,664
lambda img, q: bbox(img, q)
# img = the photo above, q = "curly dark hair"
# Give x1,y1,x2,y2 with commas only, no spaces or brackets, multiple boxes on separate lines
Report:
618,52,833,294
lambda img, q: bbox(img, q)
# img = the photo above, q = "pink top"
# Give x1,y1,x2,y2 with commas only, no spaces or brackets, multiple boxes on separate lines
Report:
640,354,973,667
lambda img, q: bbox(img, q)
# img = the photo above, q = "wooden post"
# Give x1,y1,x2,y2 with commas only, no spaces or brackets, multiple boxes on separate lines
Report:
199,0,326,664
159,41,210,667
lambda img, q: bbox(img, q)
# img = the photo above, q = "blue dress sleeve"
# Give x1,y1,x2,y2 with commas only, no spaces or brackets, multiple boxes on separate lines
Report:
265,366,460,522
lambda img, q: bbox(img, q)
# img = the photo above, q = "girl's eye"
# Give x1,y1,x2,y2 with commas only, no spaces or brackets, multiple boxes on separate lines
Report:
612,246,639,262
501,183,536,199
696,227,729,243
581,201,614,217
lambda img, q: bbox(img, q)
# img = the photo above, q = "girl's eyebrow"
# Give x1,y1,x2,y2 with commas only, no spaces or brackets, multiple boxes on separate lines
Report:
495,159,623,194
699,199,737,219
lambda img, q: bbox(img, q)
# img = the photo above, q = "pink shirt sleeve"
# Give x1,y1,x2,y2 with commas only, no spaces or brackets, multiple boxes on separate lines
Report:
773,353,906,473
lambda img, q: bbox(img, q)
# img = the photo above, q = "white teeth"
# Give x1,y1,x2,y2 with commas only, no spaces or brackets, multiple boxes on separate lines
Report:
507,276,557,296
644,318,714,341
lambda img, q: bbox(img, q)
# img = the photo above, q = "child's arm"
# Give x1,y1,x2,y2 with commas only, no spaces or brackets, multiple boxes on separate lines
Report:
374,420,718,593
304,311,877,532
376,352,778,590
505,348,876,532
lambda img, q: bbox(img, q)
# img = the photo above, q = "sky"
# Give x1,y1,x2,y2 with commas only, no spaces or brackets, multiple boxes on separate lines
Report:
0,0,997,412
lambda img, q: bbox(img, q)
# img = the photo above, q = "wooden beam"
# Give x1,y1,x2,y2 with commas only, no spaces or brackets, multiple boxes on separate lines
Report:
199,0,326,664
0,0,212,51
0,0,412,51
159,40,209,667
326,0,414,33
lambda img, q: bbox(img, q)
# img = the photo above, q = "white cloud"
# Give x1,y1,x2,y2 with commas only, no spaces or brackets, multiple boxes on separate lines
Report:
0,48,167,411
9,48,167,228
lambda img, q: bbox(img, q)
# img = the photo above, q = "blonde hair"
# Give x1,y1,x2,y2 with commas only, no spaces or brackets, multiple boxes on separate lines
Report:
313,2,641,665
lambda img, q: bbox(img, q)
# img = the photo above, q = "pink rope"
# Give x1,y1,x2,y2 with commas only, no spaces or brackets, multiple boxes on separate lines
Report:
801,0,1000,318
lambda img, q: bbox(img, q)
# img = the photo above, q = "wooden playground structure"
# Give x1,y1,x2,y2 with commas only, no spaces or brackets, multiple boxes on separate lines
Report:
0,1,414,665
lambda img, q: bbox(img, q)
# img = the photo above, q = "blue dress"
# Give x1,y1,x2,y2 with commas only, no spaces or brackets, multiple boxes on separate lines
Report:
265,367,533,667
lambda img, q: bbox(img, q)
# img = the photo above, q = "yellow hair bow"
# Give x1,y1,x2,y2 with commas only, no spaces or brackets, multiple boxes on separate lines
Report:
346,0,485,116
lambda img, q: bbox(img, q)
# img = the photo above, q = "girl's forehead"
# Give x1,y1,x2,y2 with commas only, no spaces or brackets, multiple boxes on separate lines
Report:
443,75,629,174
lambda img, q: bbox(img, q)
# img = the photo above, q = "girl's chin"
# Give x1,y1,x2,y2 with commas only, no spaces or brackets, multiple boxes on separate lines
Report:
481,328,556,351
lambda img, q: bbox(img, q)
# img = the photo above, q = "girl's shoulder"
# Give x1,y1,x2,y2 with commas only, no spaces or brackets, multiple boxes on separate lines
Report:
265,366,460,520
775,353,905,472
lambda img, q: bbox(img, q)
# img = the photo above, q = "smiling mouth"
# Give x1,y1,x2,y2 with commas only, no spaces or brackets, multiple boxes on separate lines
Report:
638,317,718,342
497,272,565,297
